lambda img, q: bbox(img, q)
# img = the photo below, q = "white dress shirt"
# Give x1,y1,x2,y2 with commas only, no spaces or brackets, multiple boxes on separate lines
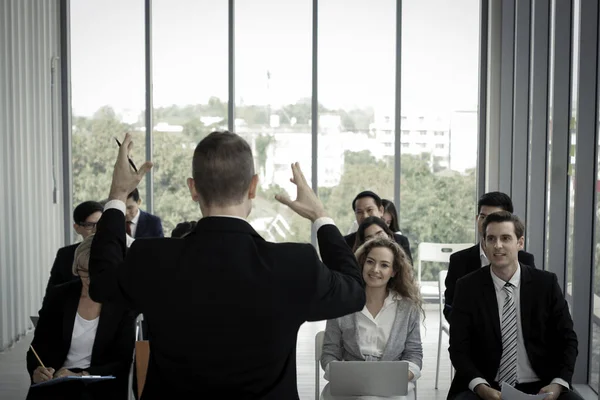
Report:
468,265,569,392
356,292,421,382
62,313,99,370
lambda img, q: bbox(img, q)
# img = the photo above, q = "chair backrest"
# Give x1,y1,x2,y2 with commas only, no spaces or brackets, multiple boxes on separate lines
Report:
315,330,325,362
417,242,473,283
315,331,325,400
439,270,448,318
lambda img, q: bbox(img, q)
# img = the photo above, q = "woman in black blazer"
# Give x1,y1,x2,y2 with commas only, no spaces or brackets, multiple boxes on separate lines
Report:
26,235,135,400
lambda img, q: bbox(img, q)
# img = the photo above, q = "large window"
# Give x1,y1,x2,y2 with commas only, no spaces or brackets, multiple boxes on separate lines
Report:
235,0,312,243
318,0,396,236
152,0,228,236
400,0,479,281
70,0,146,235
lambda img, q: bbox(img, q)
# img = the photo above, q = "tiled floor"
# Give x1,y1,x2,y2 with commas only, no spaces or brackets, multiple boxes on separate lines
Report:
0,305,451,399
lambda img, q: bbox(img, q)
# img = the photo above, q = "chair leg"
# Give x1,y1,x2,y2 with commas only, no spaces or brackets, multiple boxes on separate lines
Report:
315,362,319,400
435,327,442,389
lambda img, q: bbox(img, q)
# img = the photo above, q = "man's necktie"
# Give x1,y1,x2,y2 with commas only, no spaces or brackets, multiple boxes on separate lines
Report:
126,221,132,237
498,282,518,386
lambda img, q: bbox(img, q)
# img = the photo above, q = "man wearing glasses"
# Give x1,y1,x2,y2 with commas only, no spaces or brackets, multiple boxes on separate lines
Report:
44,201,103,295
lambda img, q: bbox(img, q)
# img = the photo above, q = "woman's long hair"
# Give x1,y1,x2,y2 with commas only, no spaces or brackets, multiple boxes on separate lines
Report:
353,216,395,252
382,199,400,233
355,237,424,317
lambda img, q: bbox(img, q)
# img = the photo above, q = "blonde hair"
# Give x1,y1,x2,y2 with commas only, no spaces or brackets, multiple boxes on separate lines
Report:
72,234,94,275
355,237,424,316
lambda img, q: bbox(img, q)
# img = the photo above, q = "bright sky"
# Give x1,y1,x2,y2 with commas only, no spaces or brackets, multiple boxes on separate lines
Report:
70,0,480,117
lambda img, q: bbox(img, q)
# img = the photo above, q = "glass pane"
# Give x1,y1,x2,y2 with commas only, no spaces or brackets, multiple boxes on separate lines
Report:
152,1,228,237
566,0,580,307
401,0,480,281
70,0,146,236
318,0,396,236
235,0,312,243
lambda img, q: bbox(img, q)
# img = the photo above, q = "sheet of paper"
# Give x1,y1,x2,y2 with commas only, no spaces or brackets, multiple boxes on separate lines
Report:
31,375,115,388
501,382,552,400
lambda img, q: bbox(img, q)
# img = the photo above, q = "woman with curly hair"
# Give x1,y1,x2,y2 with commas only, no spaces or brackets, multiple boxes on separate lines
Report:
320,236,423,400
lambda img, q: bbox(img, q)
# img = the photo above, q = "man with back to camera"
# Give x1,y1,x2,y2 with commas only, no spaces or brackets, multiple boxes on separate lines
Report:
448,211,580,400
443,191,535,323
44,201,103,295
344,190,413,263
125,188,164,238
89,131,366,399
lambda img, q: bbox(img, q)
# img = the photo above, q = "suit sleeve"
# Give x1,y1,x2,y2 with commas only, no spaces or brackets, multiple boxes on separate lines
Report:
153,215,164,238
85,310,136,377
399,306,423,370
45,249,63,294
89,208,139,309
444,252,461,323
449,278,485,383
26,287,63,382
548,273,578,384
306,224,366,322
320,318,343,371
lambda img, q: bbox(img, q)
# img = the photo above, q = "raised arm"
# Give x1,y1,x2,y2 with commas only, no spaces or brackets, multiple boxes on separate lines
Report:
275,163,365,322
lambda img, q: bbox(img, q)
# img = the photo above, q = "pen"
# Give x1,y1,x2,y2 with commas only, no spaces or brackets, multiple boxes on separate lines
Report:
30,345,46,368
114,137,138,172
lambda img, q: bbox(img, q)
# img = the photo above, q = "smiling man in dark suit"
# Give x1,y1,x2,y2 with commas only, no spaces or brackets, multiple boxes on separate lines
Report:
448,211,580,400
89,131,366,399
444,192,535,322
125,188,164,238
344,191,412,263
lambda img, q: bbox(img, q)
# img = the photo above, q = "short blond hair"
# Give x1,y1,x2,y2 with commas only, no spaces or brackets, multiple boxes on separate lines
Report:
72,234,94,276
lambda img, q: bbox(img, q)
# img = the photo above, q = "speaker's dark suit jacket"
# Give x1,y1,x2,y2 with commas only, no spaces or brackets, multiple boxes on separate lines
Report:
444,243,535,322
447,264,577,399
344,232,412,264
45,244,80,295
89,209,366,400
134,210,164,238
26,280,136,400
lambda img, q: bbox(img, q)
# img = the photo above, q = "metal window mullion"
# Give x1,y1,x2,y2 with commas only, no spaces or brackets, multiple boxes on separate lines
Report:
526,0,550,268
511,0,531,221
393,0,402,219
311,0,318,247
546,0,572,290
571,0,599,384
144,0,154,214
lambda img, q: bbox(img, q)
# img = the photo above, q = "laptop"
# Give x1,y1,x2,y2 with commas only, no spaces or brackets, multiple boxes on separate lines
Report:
329,361,409,397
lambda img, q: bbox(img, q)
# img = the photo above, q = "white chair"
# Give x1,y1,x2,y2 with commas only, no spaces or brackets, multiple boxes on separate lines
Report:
435,270,453,389
315,331,325,400
417,242,473,299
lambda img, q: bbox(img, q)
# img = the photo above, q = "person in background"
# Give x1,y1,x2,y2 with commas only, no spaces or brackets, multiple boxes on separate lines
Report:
27,235,136,400
443,191,535,323
45,201,103,295
321,237,423,400
125,188,164,238
171,221,197,238
345,191,412,263
382,199,401,234
352,216,395,252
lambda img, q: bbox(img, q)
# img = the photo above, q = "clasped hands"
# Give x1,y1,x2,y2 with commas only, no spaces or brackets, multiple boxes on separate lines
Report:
32,366,90,384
